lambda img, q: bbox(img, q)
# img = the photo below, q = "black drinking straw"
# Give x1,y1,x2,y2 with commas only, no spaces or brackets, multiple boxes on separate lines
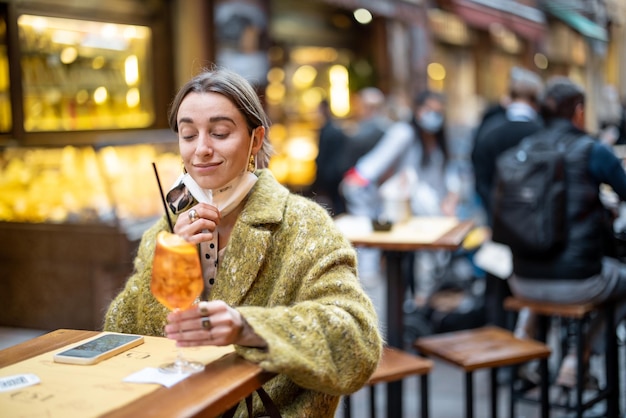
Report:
152,162,174,232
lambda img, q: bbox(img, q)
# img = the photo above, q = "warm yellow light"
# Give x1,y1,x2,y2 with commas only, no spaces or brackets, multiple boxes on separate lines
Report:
101,23,118,38
534,53,549,70
268,155,289,184
76,89,89,105
329,65,350,117
427,62,446,81
93,86,108,104
123,26,137,39
266,82,286,105
268,123,288,149
290,47,338,65
354,8,373,24
125,55,139,86
287,159,316,186
92,56,105,70
301,88,324,111
60,47,78,64
126,88,140,108
99,146,121,177
285,137,318,161
292,65,317,89
267,67,285,83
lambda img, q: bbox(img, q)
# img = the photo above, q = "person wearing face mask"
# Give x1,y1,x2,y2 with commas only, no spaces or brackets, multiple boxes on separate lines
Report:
103,67,382,417
340,90,458,294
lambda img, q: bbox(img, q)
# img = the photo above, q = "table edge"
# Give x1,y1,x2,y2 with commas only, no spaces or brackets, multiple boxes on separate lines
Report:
1,329,276,418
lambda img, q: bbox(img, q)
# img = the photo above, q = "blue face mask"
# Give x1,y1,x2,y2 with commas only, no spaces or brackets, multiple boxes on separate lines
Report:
418,111,443,133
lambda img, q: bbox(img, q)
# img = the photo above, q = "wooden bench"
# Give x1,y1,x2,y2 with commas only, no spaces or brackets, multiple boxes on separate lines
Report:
343,345,433,418
414,326,551,418
504,296,621,418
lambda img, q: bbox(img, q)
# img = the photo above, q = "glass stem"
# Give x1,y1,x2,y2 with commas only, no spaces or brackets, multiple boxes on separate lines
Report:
174,346,187,369
172,308,187,369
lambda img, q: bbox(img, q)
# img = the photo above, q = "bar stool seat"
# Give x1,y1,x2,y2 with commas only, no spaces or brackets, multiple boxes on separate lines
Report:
414,326,551,418
343,345,433,418
504,296,621,418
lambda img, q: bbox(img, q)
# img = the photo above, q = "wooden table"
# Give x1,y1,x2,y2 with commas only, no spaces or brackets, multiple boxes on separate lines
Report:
0,329,276,418
336,215,474,417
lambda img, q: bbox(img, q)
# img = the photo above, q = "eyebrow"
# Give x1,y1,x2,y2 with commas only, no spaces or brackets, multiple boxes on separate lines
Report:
178,115,237,125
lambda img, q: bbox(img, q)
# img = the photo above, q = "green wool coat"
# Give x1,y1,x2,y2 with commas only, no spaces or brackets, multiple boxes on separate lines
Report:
104,169,383,417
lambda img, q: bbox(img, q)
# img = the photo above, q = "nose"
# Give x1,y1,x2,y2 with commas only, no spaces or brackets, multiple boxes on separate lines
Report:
195,132,214,156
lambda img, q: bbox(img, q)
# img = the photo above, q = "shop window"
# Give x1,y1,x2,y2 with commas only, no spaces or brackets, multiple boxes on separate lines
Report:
0,14,10,133
18,15,154,132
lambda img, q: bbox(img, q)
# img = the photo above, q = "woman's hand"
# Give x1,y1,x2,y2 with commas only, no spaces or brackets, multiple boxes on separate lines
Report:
174,203,220,244
164,301,267,348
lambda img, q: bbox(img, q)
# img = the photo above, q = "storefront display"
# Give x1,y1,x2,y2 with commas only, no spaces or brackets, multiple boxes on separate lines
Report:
0,130,180,330
18,14,154,133
0,130,179,225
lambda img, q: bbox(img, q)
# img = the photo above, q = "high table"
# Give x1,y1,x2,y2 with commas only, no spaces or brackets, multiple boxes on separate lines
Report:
0,329,276,417
336,215,474,417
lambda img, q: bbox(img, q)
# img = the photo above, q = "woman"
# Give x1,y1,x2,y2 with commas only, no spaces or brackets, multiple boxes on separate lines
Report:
339,90,458,291
341,89,456,218
104,68,382,417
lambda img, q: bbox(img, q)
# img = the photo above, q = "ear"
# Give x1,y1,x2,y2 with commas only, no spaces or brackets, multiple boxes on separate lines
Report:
573,103,585,130
251,126,265,155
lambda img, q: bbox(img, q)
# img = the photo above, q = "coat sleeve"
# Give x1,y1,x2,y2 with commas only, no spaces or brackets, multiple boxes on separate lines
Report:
234,198,383,396
102,218,170,335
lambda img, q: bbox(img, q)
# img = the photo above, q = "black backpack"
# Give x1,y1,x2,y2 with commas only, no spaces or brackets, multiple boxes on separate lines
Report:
491,132,583,257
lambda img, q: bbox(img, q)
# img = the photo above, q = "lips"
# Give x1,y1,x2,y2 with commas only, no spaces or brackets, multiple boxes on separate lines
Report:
193,162,221,173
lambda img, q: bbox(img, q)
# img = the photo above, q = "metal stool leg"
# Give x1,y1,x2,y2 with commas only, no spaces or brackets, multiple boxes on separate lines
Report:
575,318,585,418
509,365,517,418
490,367,498,418
420,374,430,418
605,303,619,418
369,385,376,418
465,371,474,418
539,355,550,418
343,395,351,418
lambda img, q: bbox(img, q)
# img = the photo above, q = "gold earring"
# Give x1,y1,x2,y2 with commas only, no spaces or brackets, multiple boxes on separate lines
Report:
248,155,255,172
181,161,187,174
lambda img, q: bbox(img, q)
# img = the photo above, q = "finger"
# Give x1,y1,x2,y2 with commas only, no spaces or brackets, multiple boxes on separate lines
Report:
184,215,217,241
198,301,210,316
175,328,231,347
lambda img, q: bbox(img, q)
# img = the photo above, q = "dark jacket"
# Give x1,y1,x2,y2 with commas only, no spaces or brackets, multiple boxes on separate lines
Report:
514,120,602,279
473,117,543,224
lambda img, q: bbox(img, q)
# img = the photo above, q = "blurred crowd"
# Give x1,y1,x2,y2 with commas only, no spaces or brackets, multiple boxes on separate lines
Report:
311,70,626,228
309,69,626,394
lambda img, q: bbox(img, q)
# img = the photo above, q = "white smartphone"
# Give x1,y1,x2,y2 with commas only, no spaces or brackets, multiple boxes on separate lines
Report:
53,333,144,365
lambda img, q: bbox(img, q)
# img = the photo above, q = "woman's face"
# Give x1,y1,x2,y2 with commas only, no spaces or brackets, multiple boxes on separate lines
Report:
177,92,264,190
416,97,444,120
415,96,445,134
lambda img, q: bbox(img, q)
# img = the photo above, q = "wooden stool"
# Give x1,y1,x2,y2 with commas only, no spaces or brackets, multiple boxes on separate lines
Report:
343,345,433,418
414,326,551,418
504,296,620,418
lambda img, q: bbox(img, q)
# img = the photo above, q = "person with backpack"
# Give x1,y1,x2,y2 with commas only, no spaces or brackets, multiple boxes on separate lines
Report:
494,76,626,389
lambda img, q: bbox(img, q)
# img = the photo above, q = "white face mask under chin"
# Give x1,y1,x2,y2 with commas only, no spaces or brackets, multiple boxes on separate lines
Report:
182,171,258,216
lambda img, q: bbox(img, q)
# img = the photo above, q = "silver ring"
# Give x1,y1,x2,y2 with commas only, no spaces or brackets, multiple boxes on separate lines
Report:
188,209,199,223
201,317,212,330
